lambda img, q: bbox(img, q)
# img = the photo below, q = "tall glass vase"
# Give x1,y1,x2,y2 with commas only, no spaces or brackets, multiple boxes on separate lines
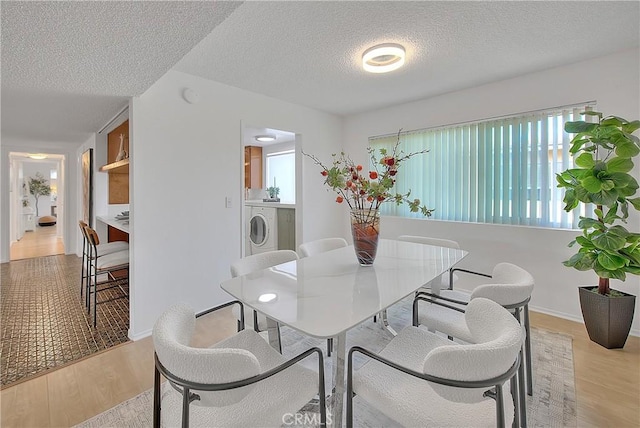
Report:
350,208,380,266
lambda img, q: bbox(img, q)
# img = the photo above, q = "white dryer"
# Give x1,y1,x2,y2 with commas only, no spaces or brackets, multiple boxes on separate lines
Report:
247,205,278,255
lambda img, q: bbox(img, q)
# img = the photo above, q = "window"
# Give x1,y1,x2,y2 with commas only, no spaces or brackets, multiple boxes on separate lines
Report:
369,105,595,228
266,150,295,203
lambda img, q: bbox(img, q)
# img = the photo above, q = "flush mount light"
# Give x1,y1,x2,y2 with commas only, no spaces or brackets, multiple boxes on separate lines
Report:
362,43,406,73
28,154,47,160
255,135,276,142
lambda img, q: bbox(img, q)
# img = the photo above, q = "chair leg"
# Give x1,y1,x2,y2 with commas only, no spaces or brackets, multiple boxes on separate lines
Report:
495,383,505,428
524,304,533,396
513,309,527,427
346,353,354,428
510,371,520,428
327,338,333,357
153,364,161,428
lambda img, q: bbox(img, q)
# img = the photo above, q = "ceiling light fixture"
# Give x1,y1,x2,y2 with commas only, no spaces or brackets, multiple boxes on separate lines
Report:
255,135,276,142
28,154,47,160
362,43,406,73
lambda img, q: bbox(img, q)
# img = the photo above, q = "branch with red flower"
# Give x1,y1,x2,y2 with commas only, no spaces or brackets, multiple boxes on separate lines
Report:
303,130,434,219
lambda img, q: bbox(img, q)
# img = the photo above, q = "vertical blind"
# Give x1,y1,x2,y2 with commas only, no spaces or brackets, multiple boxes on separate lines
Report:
370,106,594,229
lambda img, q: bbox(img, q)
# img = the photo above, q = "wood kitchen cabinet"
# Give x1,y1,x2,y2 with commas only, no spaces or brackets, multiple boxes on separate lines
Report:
244,146,262,189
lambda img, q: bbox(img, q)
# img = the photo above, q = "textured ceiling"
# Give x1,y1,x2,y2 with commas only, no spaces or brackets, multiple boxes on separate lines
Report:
2,1,639,148
1,1,241,145
175,1,640,116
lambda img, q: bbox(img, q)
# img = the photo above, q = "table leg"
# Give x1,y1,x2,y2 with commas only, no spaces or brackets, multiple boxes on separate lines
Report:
265,317,282,354
378,309,397,336
330,332,346,428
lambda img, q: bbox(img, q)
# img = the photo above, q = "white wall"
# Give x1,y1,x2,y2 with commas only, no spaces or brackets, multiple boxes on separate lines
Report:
343,48,640,335
128,70,343,338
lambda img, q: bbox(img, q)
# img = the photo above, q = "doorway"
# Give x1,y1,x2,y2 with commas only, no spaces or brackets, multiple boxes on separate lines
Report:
241,125,302,257
9,152,65,260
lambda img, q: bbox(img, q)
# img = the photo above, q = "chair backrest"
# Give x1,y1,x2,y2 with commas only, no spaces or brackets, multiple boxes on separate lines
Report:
153,304,261,407
470,262,534,307
298,238,348,257
230,250,299,277
423,298,523,403
84,226,100,247
397,235,460,249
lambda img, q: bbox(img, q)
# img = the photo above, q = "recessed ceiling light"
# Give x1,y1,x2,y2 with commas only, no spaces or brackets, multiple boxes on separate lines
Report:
255,135,276,142
28,154,47,160
362,43,406,73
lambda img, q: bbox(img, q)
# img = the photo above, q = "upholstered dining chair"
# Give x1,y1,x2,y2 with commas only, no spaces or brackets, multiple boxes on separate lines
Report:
78,220,128,304
84,225,129,327
397,235,461,291
297,237,348,356
412,262,535,427
347,298,523,428
153,303,326,428
230,250,299,352
298,237,348,258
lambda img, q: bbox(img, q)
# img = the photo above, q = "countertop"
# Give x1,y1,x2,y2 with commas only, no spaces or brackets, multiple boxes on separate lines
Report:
97,216,129,233
244,200,296,209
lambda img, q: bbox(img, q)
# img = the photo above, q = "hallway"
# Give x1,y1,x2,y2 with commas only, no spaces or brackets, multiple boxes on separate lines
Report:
10,223,64,261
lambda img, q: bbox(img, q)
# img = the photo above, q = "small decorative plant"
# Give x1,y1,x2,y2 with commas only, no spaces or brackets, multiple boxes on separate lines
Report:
28,172,51,216
267,186,280,199
303,130,434,217
556,111,640,295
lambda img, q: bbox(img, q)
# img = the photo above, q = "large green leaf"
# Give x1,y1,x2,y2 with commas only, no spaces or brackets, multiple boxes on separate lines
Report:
581,176,602,193
615,140,640,158
577,217,603,230
608,172,633,187
564,252,597,271
597,252,627,270
565,121,597,133
575,152,595,168
590,188,619,206
607,157,634,173
592,231,627,251
575,235,596,248
629,197,640,211
608,225,630,237
622,119,640,134
594,261,627,280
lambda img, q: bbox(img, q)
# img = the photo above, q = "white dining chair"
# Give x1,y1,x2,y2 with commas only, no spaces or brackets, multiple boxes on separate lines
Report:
298,237,348,258
347,298,523,428
230,250,299,352
153,303,326,428
397,235,461,291
413,262,535,427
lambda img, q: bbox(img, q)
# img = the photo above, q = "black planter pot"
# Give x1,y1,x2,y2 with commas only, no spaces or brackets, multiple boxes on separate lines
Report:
578,286,636,349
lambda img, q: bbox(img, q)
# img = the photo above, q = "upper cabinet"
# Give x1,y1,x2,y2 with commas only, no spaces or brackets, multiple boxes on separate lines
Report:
100,119,129,204
244,146,262,189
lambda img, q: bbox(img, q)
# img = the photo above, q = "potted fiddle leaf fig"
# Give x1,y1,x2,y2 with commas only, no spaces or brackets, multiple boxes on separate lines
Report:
557,110,640,348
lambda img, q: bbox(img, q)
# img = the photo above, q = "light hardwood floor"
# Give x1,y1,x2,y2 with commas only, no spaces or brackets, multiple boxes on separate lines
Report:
1,308,638,427
10,223,64,260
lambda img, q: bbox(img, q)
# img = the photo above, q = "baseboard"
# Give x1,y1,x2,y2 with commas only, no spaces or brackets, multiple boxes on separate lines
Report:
128,328,152,341
530,304,640,337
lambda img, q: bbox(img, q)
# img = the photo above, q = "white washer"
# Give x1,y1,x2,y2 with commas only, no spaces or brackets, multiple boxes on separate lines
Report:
247,205,278,255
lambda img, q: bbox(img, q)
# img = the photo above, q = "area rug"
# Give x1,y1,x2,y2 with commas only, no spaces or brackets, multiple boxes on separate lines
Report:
76,300,576,427
1,255,129,387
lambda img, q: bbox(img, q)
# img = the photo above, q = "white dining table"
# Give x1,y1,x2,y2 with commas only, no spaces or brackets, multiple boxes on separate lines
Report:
220,238,468,427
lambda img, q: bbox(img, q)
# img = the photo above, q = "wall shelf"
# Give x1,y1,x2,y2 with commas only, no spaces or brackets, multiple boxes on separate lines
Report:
99,158,129,173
